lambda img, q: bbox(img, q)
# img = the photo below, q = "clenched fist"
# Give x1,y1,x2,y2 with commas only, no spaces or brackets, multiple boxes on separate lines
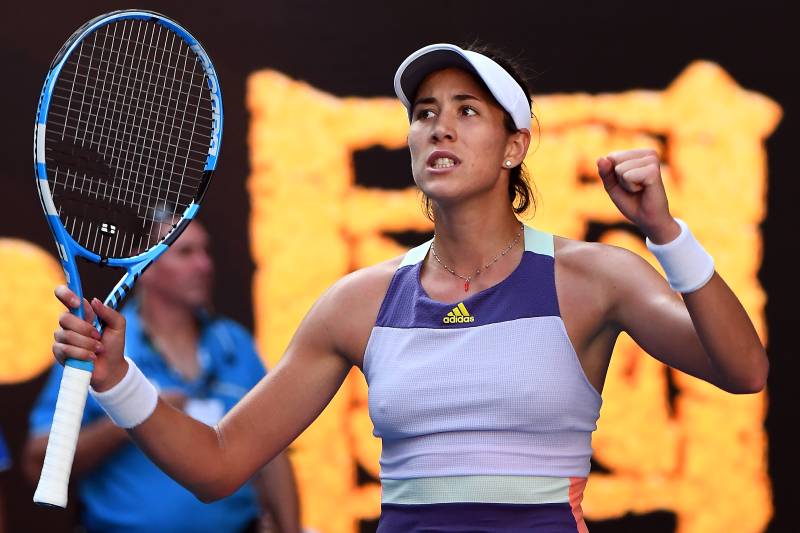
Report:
596,148,680,244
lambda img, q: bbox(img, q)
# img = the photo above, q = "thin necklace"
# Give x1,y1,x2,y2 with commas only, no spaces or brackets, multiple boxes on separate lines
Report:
430,223,524,292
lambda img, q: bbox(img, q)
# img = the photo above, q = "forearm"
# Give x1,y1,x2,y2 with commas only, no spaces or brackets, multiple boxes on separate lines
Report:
128,398,240,502
642,216,768,393
682,273,768,393
256,451,301,533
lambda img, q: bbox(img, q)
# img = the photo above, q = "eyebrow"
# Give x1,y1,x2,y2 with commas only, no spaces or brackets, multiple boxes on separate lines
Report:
412,93,481,108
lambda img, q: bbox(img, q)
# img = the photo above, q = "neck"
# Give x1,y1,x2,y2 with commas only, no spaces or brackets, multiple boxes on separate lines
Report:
431,201,523,272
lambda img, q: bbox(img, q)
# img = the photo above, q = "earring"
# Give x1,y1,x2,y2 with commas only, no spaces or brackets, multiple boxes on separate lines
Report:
504,160,512,167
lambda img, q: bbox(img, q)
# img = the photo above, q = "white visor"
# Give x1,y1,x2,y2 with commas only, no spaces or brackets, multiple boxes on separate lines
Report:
394,43,531,131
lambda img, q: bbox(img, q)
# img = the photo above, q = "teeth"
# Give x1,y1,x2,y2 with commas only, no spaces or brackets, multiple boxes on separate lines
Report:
432,157,455,169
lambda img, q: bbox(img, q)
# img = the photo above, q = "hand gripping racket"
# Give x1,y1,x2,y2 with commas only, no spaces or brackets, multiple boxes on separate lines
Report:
32,10,222,507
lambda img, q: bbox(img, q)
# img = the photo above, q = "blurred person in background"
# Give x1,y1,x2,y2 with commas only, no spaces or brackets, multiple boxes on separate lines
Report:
25,221,300,533
0,427,9,533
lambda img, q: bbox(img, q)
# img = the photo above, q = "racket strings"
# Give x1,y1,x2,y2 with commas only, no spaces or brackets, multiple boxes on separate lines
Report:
45,18,213,258
46,112,211,166
49,85,215,133
63,43,216,98
51,58,215,118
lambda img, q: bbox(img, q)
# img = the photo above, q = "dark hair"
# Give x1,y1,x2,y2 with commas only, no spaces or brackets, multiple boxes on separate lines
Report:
421,43,539,221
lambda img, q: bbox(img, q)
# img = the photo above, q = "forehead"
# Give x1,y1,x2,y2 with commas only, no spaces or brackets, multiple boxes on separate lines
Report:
414,67,493,102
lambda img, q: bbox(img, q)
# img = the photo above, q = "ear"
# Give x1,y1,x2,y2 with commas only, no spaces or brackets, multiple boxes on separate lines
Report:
503,128,531,168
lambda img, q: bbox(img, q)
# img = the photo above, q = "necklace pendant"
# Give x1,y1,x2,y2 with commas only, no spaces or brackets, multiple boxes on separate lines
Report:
464,280,470,292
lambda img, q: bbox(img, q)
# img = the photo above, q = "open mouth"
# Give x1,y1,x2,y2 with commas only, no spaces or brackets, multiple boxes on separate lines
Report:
432,157,456,169
427,151,461,170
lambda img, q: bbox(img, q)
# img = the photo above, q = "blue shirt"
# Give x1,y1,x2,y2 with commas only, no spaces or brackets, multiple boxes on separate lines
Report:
30,303,267,533
0,428,10,472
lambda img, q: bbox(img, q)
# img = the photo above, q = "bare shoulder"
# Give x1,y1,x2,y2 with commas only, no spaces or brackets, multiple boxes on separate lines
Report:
323,256,401,308
554,235,654,283
313,255,403,366
554,235,672,319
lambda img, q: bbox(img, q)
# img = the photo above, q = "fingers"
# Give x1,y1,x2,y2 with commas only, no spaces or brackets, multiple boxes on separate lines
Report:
53,329,103,364
58,311,101,341
54,285,78,306
613,154,660,177
617,168,648,193
606,153,661,193
53,319,101,364
54,285,96,323
82,298,97,324
91,298,126,332
53,342,97,365
607,148,658,164
54,310,103,365
55,285,81,310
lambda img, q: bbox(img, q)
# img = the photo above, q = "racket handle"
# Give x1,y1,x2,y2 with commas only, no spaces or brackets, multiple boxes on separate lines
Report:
33,364,92,508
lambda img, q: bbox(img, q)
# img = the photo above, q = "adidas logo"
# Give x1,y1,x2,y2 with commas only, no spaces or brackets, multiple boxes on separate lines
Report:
443,302,475,324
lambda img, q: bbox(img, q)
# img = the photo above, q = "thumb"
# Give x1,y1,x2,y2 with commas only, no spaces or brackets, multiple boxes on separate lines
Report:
91,298,125,332
596,157,618,191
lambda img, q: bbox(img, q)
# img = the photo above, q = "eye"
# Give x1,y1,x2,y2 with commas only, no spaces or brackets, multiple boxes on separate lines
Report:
461,106,478,117
415,108,436,120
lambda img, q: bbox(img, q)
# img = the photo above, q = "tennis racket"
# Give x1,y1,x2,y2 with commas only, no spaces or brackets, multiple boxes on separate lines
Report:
32,9,222,508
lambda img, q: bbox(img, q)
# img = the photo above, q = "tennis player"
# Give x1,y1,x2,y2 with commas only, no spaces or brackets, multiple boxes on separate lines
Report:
50,43,768,532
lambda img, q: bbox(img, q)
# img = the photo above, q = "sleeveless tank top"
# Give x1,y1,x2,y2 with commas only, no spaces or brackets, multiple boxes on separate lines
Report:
363,225,602,532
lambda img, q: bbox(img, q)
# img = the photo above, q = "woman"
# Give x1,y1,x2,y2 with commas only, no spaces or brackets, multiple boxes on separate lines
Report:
51,43,768,532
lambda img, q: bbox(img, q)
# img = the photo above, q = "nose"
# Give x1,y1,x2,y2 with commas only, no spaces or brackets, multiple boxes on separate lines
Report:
194,249,214,275
431,113,456,142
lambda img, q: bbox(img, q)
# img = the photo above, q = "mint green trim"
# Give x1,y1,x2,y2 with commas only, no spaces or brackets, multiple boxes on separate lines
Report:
524,225,554,257
381,475,571,505
399,239,432,268
399,225,551,268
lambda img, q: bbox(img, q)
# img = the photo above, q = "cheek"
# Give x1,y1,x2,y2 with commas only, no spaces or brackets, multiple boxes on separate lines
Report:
152,262,183,284
407,125,427,159
472,133,507,169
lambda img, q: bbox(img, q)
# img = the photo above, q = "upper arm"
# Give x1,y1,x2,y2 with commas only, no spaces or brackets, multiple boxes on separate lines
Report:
602,246,719,383
216,295,352,485
222,320,267,387
212,263,392,489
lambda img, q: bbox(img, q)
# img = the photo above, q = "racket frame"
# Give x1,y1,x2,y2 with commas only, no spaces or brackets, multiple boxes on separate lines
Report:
32,9,222,508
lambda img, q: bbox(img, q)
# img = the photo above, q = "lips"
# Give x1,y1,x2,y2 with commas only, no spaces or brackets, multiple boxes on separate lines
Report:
426,150,461,169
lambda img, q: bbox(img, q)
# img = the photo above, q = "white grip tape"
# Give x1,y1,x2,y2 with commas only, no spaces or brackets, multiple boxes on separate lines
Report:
90,357,158,429
646,218,715,293
33,365,92,508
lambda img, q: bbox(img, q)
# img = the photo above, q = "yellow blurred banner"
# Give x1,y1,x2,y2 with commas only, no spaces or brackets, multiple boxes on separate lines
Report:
246,62,780,533
0,239,64,384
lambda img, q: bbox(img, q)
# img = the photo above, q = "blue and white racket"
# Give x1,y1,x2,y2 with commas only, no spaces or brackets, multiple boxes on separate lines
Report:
32,9,222,508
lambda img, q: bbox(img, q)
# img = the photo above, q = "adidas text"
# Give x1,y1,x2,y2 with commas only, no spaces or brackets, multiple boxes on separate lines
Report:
443,315,475,324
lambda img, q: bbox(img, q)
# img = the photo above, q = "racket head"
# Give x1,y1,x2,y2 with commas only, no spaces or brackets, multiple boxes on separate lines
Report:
33,9,223,268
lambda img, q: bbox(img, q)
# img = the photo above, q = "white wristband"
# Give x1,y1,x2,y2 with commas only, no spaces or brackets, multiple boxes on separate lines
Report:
90,356,158,428
646,218,715,293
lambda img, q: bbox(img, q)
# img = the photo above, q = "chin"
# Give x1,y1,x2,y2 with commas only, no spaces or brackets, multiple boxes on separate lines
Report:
418,177,462,196
424,185,477,207
179,290,211,310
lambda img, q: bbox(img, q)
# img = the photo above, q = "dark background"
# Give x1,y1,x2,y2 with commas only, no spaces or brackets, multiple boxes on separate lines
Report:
0,1,796,531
